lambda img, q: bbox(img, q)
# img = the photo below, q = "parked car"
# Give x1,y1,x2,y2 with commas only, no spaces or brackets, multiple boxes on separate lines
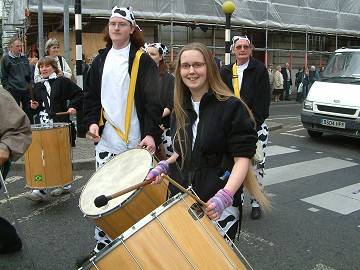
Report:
301,48,360,138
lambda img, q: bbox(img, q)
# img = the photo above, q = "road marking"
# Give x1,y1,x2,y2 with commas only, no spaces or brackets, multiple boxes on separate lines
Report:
5,176,24,184
266,145,300,157
280,132,306,138
301,183,360,215
0,176,84,205
290,124,304,128
264,157,358,186
268,116,300,120
308,207,320,212
316,152,323,154
311,263,336,270
239,230,275,250
286,127,305,133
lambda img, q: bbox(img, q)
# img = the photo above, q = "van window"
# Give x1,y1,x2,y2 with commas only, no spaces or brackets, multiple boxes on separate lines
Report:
323,51,360,80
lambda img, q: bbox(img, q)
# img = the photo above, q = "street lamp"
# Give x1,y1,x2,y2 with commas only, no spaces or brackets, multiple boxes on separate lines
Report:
222,1,235,65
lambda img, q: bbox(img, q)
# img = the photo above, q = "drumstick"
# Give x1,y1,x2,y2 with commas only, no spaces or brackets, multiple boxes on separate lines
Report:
55,111,70,116
94,180,152,208
163,175,206,207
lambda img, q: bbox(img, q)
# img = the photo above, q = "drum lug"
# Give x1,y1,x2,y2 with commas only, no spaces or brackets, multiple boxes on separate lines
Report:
188,203,204,220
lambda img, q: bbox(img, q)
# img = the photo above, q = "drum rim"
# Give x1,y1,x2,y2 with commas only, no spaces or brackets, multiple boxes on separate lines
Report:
79,148,153,217
31,122,70,129
80,193,184,269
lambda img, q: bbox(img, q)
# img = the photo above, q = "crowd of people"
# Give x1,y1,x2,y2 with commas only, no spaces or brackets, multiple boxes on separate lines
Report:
0,5,281,266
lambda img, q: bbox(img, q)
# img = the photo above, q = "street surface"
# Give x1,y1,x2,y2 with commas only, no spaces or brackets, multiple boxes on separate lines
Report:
1,102,359,270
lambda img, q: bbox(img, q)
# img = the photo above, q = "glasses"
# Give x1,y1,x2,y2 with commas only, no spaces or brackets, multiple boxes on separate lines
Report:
234,45,250,50
180,62,206,70
109,22,131,29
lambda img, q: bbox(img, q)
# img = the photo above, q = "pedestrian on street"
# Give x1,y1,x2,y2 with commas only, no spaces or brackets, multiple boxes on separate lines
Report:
26,56,83,201
80,6,162,265
144,42,174,158
220,35,271,220
1,37,33,123
281,62,292,101
273,65,284,102
0,86,32,254
146,42,269,241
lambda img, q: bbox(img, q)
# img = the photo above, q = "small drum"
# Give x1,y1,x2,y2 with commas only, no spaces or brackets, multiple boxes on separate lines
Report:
79,148,168,239
24,123,72,189
79,193,249,270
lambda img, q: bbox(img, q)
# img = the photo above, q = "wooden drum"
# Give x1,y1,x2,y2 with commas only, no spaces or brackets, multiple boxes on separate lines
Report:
79,148,168,239
24,123,72,189
79,193,250,270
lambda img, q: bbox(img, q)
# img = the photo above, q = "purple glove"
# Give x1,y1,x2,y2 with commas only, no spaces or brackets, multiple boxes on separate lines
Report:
146,160,169,180
208,189,234,217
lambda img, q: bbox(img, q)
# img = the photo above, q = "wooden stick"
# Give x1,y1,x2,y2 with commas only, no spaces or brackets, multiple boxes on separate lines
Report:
163,175,206,207
55,111,70,116
86,131,99,139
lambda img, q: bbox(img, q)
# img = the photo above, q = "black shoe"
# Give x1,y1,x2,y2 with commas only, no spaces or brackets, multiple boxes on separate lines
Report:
76,250,97,268
251,206,261,220
0,237,22,254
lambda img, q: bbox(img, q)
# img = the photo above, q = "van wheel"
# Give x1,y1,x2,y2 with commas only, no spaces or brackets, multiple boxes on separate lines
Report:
307,130,323,138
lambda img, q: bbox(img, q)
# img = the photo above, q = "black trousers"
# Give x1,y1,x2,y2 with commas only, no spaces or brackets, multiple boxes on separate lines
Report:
9,89,34,124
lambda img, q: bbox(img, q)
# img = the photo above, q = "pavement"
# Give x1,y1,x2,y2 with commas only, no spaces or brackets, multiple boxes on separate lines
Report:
13,100,298,171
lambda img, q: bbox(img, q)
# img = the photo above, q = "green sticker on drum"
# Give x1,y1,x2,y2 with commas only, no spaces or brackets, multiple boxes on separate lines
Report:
34,175,43,182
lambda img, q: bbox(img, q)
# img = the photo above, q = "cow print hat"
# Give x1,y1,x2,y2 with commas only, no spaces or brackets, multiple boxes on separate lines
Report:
110,6,137,27
144,43,169,56
230,35,251,50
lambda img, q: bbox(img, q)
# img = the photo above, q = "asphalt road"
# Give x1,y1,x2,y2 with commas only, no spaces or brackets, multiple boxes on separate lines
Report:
1,102,359,270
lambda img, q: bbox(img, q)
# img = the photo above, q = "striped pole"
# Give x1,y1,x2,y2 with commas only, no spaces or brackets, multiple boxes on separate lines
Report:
75,0,83,89
222,1,235,65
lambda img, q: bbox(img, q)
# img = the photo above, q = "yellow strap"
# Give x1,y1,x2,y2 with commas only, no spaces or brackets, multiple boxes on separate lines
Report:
232,63,240,98
99,50,144,144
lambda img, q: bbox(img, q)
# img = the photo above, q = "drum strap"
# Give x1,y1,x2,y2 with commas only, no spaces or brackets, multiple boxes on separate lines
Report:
99,50,144,144
232,63,240,98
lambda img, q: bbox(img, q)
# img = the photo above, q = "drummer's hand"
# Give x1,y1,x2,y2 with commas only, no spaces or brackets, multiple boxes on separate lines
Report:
67,107,76,115
205,189,234,220
30,100,39,109
148,173,165,185
0,147,10,166
145,160,169,181
139,135,156,154
88,124,100,142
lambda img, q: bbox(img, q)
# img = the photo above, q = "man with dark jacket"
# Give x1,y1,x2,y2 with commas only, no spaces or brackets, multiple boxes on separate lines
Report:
0,86,32,254
1,37,33,123
281,63,292,101
220,35,271,220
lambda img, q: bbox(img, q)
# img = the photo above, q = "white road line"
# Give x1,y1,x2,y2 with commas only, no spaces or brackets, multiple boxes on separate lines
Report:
0,176,84,205
239,230,275,249
311,263,336,270
280,132,306,138
264,157,358,186
266,145,300,157
301,182,360,215
290,124,304,128
4,176,24,184
268,116,300,120
286,127,305,133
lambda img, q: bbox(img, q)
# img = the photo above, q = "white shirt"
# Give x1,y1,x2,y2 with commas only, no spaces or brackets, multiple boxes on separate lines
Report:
236,60,250,92
96,44,141,154
191,99,200,150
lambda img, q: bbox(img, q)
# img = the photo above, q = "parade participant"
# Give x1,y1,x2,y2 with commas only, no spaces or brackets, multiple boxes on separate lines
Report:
220,35,271,220
81,6,162,259
144,42,174,157
34,38,72,83
1,37,33,123
146,42,268,240
26,56,83,201
0,86,32,254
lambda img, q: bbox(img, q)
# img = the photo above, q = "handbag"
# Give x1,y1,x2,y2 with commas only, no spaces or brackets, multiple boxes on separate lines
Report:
297,82,303,93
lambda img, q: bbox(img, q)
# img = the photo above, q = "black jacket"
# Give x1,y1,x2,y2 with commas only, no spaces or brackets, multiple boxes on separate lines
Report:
1,54,31,92
83,44,162,145
220,57,270,130
32,76,83,123
160,72,174,128
169,90,257,202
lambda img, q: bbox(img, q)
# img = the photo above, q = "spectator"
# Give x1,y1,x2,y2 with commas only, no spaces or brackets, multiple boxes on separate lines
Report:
1,37,33,123
273,65,284,102
281,62,292,100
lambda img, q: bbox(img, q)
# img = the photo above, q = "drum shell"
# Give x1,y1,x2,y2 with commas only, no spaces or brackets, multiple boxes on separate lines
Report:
79,148,168,239
82,194,247,270
24,123,72,189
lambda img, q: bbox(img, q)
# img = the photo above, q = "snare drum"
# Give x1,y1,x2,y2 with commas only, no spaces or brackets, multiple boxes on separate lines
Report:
80,193,249,270
79,148,168,239
24,123,72,189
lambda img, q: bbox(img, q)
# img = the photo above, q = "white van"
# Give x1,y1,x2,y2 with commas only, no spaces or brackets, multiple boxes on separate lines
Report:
301,48,360,138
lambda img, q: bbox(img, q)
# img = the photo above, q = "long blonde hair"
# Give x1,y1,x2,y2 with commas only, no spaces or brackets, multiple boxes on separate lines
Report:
173,42,269,209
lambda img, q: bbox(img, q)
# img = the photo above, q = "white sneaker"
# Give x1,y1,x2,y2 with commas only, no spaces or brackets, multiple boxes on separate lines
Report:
25,190,47,202
50,187,71,196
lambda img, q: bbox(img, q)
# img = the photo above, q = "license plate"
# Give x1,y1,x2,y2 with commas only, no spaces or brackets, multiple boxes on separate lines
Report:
321,119,346,129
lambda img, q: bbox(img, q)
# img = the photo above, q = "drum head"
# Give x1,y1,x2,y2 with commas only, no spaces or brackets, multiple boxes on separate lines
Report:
31,122,69,130
79,148,153,216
